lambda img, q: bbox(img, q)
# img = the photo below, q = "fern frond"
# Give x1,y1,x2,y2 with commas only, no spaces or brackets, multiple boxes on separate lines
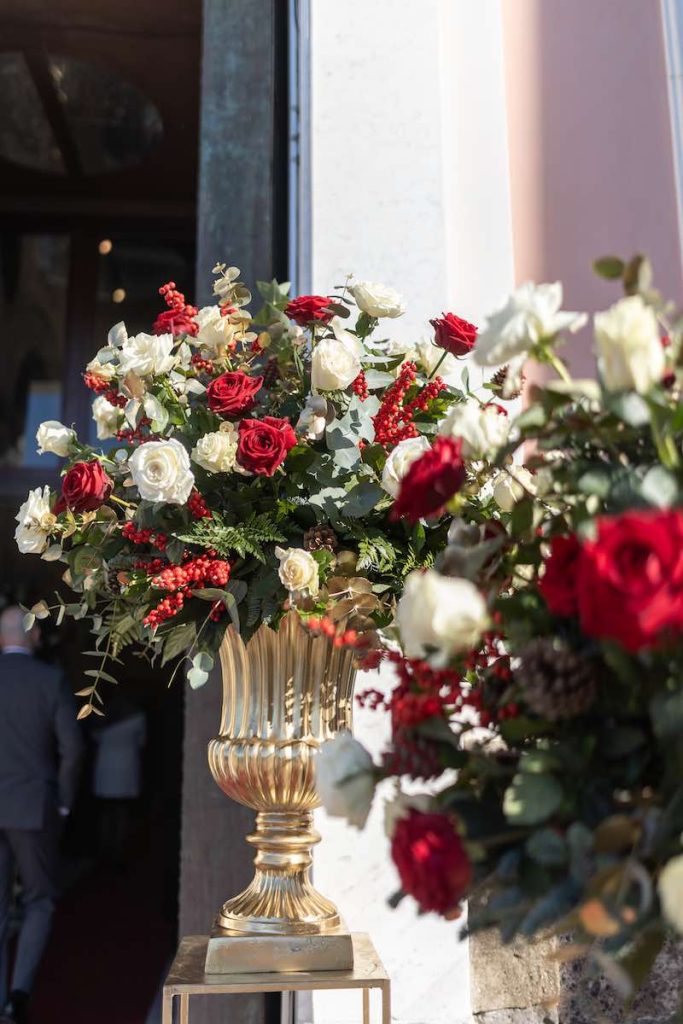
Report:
176,512,286,562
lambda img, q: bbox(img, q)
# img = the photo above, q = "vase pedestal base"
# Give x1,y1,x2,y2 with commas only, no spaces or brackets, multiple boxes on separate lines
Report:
205,921,354,974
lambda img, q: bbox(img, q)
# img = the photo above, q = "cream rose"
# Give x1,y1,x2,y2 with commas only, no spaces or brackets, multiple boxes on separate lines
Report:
351,280,405,319
316,733,376,829
415,338,457,378
36,421,75,457
85,357,116,385
296,395,329,441
118,332,176,378
594,295,664,394
191,424,238,473
492,466,536,511
129,438,194,504
194,305,237,355
311,326,362,392
92,396,122,441
381,436,431,498
14,486,56,555
658,854,683,934
397,569,489,665
275,546,319,597
438,400,510,459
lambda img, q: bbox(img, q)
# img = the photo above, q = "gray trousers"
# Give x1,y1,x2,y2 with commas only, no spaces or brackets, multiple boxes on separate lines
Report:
0,823,59,1005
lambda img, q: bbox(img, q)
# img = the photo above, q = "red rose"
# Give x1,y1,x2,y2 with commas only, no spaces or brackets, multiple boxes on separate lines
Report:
261,416,297,452
153,309,198,338
207,372,263,417
285,295,334,327
538,534,581,617
577,510,683,653
430,312,478,357
391,437,466,524
391,809,471,916
56,460,113,514
237,419,289,476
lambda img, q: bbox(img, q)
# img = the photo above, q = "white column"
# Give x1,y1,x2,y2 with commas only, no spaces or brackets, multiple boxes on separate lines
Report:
308,3,515,1021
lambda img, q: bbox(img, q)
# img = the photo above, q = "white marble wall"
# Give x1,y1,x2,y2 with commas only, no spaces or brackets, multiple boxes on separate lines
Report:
308,2,515,1020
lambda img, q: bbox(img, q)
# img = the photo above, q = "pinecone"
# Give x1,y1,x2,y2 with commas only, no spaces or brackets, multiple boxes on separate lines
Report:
516,638,598,721
263,357,280,388
489,364,524,400
304,525,339,553
106,567,122,594
382,730,441,780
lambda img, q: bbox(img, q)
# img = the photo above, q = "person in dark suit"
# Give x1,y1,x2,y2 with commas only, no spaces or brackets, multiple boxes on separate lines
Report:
0,607,84,1024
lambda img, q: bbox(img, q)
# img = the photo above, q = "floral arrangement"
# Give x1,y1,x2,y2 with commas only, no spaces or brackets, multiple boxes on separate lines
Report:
317,255,683,996
16,264,491,713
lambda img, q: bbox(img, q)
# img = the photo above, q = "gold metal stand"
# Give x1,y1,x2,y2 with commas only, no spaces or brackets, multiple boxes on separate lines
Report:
162,933,391,1024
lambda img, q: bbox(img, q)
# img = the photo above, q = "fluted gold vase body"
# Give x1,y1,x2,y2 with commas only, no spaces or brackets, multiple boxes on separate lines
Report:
208,612,357,936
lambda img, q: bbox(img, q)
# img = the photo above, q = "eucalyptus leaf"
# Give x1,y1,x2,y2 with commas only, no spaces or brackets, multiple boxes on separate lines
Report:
503,772,563,826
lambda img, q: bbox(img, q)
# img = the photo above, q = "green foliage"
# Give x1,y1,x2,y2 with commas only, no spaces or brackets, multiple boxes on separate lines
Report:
176,511,286,562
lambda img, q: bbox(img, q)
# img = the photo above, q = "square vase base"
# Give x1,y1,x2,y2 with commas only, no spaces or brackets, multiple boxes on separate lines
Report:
205,923,354,975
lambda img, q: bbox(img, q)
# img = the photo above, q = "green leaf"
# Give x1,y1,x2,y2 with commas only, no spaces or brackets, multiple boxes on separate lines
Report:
510,498,534,535
525,828,568,867
607,391,651,427
342,481,385,518
161,622,197,666
503,772,563,826
640,465,679,509
593,255,625,280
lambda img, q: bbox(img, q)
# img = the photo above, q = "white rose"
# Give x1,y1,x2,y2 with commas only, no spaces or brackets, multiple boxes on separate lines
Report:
474,283,586,375
14,486,56,555
275,546,319,597
397,569,488,665
129,438,194,504
311,326,362,392
191,424,238,473
438,400,510,459
492,466,536,511
381,436,431,498
296,395,329,441
92,396,122,441
316,733,376,829
594,295,664,394
659,854,683,934
85,357,116,385
194,305,236,355
118,332,176,377
351,280,405,319
36,421,75,457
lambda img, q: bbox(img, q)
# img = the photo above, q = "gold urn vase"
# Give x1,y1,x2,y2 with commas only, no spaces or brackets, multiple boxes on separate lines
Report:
205,612,357,972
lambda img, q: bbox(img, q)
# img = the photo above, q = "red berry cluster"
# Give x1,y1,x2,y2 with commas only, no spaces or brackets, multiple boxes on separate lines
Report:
154,282,199,337
188,490,212,520
151,555,230,593
352,371,369,401
210,600,226,622
144,591,187,627
83,372,110,394
219,304,237,317
373,363,446,448
115,417,156,445
263,358,280,388
385,652,463,729
463,631,518,726
133,557,166,573
191,353,215,375
306,616,360,649
143,555,231,628
104,388,127,408
122,522,168,551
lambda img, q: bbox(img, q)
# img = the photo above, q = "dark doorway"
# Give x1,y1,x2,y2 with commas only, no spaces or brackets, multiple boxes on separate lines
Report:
0,1,201,1020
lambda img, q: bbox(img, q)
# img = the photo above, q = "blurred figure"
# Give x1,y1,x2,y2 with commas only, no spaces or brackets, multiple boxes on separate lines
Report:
91,697,147,869
0,607,83,1024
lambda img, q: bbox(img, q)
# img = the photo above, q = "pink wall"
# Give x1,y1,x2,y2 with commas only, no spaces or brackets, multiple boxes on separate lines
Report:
501,0,682,376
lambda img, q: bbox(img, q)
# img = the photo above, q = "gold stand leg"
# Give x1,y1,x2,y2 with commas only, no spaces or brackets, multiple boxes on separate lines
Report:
382,983,391,1024
162,991,173,1024
363,988,370,1024
179,993,189,1024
